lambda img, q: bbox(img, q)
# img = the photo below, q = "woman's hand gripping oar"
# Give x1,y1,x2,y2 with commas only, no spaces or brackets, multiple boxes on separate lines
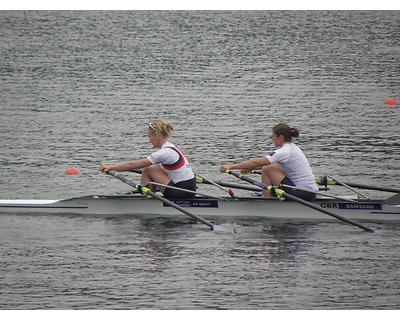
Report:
196,173,238,199
223,170,375,233
103,170,215,230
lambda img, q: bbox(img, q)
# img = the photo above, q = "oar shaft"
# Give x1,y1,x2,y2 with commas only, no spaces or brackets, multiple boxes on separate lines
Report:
196,177,262,192
106,171,214,229
147,189,214,229
135,169,399,194
132,169,261,192
149,182,224,199
336,181,400,193
228,172,266,189
281,184,358,203
316,176,400,193
280,191,374,232
197,174,227,192
196,174,237,199
225,170,375,233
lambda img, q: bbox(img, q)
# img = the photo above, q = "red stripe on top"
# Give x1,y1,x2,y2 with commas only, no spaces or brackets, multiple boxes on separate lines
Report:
161,147,186,171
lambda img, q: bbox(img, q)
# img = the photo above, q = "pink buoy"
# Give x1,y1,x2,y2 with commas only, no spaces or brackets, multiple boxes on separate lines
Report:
64,168,80,175
384,98,396,105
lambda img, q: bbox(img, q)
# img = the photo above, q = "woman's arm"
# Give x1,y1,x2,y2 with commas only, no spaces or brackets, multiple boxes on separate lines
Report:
99,158,152,172
219,156,270,172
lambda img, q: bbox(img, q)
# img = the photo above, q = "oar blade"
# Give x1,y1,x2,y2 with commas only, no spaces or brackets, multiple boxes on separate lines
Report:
212,223,237,234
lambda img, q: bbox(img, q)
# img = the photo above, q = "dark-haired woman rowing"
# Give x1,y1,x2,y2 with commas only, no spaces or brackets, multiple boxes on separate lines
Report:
220,123,318,201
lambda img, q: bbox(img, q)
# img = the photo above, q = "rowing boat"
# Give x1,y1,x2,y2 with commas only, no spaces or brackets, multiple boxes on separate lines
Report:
1,170,399,228
1,193,399,221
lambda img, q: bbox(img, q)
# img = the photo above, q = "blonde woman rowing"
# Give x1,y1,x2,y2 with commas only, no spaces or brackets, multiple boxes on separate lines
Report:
99,120,196,199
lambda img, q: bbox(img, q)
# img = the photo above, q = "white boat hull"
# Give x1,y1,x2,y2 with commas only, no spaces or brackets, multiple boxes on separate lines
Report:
0,195,399,221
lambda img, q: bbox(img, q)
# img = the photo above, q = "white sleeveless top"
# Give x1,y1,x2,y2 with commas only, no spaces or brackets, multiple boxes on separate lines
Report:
266,143,318,192
147,141,195,183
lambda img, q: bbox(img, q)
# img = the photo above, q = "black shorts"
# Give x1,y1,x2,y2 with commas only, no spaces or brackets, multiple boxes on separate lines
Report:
280,177,317,202
163,177,197,199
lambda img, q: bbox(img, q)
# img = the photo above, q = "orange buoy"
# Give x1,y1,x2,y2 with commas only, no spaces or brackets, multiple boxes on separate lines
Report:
64,168,80,175
384,98,396,105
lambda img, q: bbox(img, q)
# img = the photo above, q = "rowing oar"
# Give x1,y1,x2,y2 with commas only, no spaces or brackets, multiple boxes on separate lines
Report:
104,170,215,230
149,182,224,200
196,177,262,192
196,173,237,199
245,172,400,194
316,176,400,194
280,184,358,203
131,168,260,192
326,175,368,198
131,168,261,193
224,170,375,233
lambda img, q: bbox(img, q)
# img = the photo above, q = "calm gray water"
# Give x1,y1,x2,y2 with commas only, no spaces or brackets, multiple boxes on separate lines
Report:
0,10,399,310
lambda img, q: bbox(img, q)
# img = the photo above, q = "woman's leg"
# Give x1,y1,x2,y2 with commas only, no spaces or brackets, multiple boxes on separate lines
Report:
261,163,286,197
141,165,171,193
